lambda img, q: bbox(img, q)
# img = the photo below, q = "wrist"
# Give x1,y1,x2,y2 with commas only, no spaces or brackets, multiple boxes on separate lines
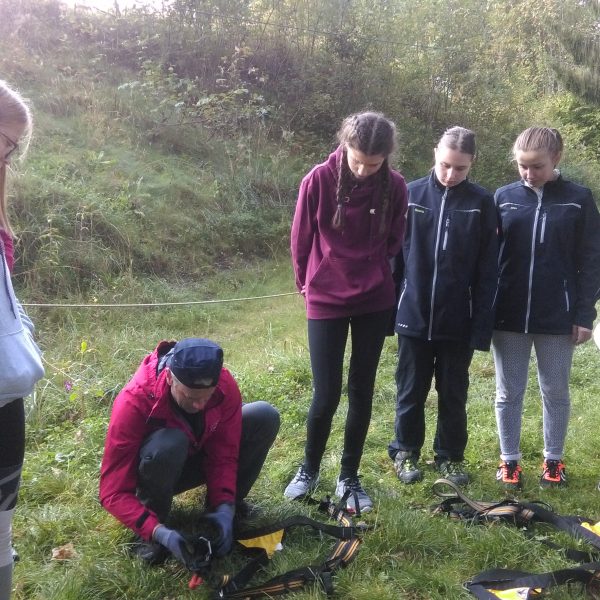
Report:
152,524,166,541
216,503,235,517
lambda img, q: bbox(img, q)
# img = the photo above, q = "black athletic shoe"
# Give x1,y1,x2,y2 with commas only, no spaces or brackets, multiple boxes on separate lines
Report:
130,536,169,566
436,459,470,486
394,455,423,484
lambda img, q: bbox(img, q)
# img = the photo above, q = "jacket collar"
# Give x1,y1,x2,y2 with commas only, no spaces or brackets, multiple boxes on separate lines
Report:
429,169,470,193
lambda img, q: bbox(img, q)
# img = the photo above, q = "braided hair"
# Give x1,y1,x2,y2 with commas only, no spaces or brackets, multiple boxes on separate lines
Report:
333,112,397,235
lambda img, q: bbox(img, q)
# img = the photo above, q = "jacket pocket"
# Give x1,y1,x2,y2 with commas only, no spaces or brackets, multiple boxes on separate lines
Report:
308,256,387,302
0,327,44,403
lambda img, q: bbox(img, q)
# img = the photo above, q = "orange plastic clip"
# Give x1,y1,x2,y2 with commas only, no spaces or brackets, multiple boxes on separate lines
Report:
188,573,204,590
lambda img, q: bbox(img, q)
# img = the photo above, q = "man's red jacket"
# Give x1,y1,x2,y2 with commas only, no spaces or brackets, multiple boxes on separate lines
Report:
99,341,242,541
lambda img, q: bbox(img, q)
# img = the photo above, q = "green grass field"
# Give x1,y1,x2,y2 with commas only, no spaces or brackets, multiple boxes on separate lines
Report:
13,259,600,599
3,2,600,598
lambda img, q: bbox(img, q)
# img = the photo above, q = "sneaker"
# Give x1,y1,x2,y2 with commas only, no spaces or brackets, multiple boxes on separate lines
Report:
394,454,423,484
335,475,373,514
496,461,523,490
130,536,169,566
284,465,319,499
235,500,259,520
540,459,567,488
436,459,469,486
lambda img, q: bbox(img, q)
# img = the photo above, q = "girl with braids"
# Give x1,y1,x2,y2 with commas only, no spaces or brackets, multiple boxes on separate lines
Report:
286,111,407,512
388,126,498,487
492,127,600,490
0,80,43,599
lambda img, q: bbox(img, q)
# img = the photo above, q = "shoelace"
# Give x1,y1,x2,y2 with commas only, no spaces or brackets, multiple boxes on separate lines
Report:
544,461,563,480
296,466,316,482
501,463,520,482
341,475,365,493
403,458,418,471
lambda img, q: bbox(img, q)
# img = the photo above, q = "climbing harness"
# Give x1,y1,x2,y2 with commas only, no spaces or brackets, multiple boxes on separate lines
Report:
431,478,600,599
188,491,365,598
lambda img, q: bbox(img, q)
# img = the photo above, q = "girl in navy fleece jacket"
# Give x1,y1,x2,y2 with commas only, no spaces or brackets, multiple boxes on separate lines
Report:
285,111,407,513
493,127,600,490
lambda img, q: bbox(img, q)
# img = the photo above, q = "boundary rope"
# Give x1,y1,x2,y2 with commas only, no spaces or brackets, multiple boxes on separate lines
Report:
22,291,298,309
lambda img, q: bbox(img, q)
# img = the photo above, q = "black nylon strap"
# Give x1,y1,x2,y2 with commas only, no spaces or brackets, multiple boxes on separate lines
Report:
466,564,600,598
520,502,600,551
217,516,362,599
235,514,356,542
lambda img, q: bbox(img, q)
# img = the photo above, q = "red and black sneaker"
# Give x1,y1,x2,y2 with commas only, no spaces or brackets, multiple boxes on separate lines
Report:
496,460,523,490
540,459,567,488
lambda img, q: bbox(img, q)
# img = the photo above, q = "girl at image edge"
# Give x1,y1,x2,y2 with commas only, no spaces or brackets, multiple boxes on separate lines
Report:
493,127,600,490
0,80,44,600
285,111,407,512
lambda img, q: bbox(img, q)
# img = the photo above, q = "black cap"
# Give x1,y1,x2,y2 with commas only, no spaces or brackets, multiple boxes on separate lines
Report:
168,338,223,389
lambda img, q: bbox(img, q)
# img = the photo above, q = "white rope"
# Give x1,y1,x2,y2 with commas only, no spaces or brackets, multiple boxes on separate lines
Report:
22,291,298,309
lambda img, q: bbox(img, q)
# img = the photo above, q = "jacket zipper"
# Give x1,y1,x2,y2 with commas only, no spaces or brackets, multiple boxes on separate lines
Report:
525,196,542,333
428,188,448,340
397,279,407,311
540,212,546,243
442,216,450,251
564,280,570,312
468,286,473,318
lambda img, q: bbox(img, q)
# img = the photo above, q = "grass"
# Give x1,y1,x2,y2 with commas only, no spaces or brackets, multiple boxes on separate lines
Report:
12,259,600,599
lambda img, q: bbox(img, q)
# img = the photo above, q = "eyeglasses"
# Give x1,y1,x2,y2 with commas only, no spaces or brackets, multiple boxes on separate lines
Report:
0,130,19,161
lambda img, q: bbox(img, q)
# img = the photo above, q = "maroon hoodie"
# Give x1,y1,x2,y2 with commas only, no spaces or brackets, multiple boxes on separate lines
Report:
291,146,407,319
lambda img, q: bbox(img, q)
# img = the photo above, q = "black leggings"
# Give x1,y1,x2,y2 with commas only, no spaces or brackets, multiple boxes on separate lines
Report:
304,309,392,478
0,398,25,510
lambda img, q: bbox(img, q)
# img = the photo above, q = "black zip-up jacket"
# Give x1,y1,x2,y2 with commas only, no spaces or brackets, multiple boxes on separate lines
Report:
394,171,499,350
495,176,600,334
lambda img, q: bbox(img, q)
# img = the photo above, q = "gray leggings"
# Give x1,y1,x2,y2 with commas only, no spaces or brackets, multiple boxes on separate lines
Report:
492,330,573,462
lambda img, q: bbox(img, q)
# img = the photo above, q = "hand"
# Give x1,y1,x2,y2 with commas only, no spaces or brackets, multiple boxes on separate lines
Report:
203,503,235,557
152,525,195,566
572,325,592,345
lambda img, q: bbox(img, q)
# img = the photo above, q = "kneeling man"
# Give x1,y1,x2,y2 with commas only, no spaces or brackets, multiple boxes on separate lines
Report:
99,338,280,565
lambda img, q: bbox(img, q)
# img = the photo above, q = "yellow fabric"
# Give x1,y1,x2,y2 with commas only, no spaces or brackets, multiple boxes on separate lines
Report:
581,521,600,536
489,588,541,599
237,530,285,558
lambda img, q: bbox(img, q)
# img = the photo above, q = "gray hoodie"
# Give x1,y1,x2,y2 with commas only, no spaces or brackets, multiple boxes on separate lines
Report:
0,246,44,406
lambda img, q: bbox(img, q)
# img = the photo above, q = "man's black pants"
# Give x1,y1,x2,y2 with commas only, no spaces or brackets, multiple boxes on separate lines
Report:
137,401,280,521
